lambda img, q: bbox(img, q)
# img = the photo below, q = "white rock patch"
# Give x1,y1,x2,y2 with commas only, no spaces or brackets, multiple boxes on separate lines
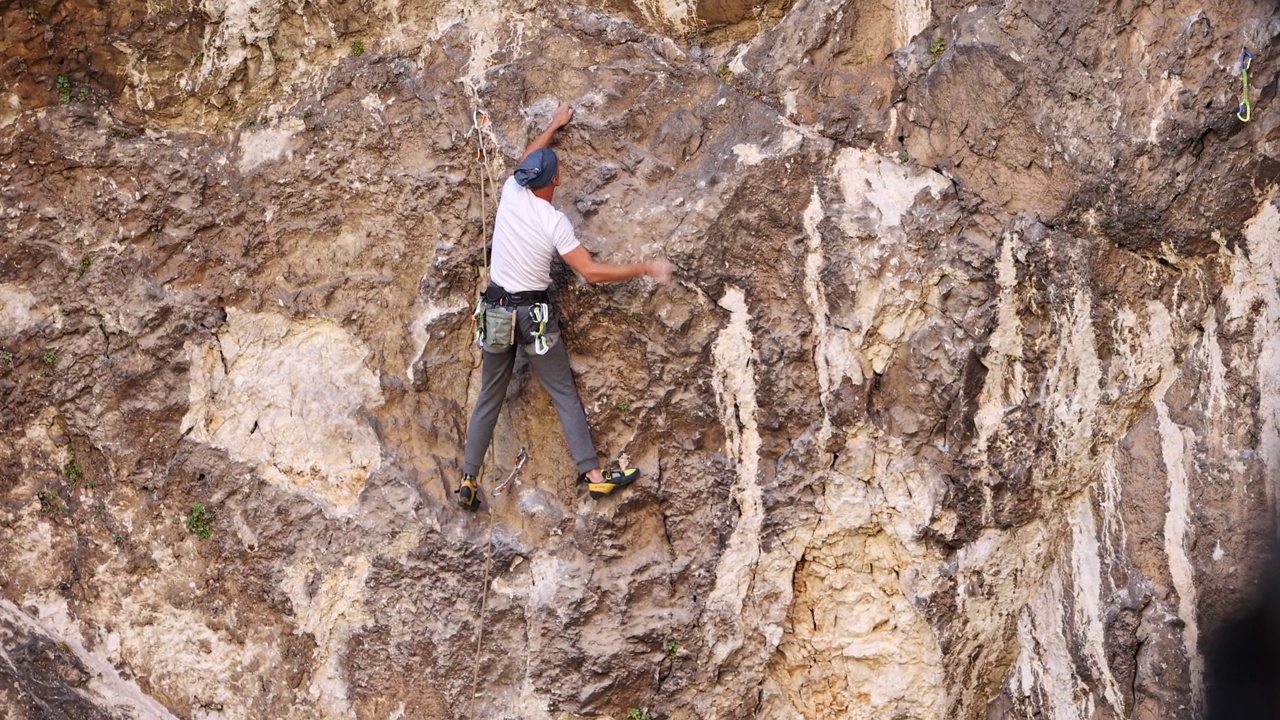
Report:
1156,397,1202,710
1,597,179,719
0,283,46,336
238,118,306,173
181,308,383,514
834,146,949,231
704,286,764,665
281,554,372,717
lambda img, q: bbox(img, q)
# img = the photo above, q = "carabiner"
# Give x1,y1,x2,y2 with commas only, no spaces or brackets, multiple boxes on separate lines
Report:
491,447,529,496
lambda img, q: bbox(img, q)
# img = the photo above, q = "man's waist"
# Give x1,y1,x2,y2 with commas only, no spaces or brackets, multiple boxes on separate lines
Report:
484,284,550,306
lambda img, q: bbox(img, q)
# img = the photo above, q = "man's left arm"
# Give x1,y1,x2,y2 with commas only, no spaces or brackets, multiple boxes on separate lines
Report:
519,103,574,162
561,246,673,285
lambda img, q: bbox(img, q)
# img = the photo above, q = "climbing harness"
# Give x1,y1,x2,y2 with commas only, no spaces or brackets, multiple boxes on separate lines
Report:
530,303,551,355
1238,50,1253,122
491,447,529,496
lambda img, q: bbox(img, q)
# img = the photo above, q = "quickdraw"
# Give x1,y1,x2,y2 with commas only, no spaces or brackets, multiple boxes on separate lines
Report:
472,108,495,167
530,303,551,355
491,447,529,496
1238,50,1253,123
473,296,487,347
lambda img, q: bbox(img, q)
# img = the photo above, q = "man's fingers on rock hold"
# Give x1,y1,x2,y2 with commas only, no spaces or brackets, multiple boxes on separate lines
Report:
648,259,673,284
553,103,574,127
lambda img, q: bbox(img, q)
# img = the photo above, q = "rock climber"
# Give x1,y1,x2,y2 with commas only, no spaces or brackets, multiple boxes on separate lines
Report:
456,102,673,510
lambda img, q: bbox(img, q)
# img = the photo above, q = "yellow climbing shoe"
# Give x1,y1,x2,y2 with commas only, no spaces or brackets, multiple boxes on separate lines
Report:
580,468,640,499
456,474,481,511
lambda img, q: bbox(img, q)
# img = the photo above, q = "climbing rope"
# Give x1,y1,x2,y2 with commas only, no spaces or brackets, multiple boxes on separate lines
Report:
1238,50,1253,122
469,447,530,707
468,509,495,711
463,107,503,368
450,100,511,715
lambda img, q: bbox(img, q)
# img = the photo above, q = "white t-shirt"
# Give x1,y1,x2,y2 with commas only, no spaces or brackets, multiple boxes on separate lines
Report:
489,176,581,292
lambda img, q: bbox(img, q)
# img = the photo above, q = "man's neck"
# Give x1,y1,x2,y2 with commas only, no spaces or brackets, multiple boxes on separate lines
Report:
532,187,555,203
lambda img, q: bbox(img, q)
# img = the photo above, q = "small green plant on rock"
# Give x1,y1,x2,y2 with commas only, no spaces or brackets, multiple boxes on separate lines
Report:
64,448,83,484
77,253,91,278
76,88,88,102
929,37,946,59
665,638,678,659
350,41,364,57
38,488,67,515
57,75,71,104
1,350,13,363
711,63,767,102
186,503,214,539
617,400,631,412
39,350,56,376
627,709,652,720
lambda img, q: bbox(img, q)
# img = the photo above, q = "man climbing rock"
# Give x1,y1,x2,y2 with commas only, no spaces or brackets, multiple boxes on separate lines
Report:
456,102,673,510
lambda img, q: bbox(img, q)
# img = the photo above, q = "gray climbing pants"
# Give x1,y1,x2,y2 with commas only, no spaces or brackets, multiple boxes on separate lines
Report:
462,305,599,477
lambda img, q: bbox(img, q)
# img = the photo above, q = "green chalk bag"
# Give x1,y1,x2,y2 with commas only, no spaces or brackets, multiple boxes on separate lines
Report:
481,303,515,353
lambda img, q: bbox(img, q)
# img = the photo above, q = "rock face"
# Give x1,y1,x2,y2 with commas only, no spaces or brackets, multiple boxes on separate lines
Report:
2,0,1279,718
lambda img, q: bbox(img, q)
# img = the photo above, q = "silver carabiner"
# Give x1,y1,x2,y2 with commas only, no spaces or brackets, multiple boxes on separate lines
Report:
491,447,529,496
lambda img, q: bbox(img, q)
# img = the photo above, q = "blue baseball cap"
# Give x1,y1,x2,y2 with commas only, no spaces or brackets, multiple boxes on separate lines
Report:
513,148,558,189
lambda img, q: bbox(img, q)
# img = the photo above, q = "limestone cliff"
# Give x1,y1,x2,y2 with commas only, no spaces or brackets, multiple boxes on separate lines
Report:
2,0,1279,718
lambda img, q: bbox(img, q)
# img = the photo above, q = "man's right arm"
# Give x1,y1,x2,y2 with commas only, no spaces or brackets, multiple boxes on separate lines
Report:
519,103,574,162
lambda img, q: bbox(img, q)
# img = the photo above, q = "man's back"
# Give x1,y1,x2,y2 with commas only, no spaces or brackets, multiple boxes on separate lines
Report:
490,176,579,293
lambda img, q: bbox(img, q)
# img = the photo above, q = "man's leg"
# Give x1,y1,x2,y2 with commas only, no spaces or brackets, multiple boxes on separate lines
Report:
525,336,599,475
462,347,517,477
524,319,639,499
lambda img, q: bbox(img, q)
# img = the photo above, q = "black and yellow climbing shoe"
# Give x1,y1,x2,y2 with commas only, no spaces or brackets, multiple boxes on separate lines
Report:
579,468,640,499
456,474,481,511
